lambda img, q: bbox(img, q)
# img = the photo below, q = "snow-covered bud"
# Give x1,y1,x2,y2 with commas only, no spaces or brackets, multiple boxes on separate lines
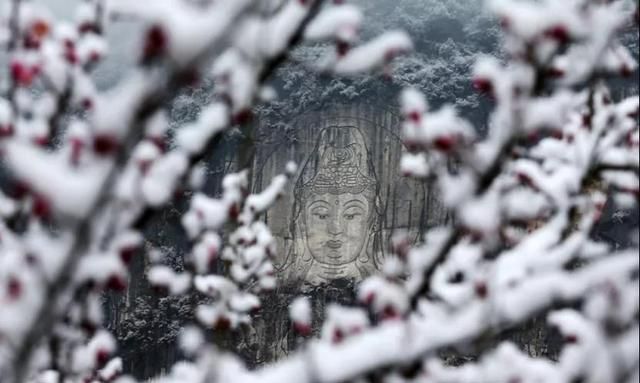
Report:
474,280,488,299
290,297,312,336
322,305,369,343
400,87,427,124
285,161,298,176
88,331,117,368
142,25,167,62
113,231,143,265
5,275,23,301
192,232,221,274
179,326,204,356
10,60,40,87
472,56,500,96
98,358,123,381
359,275,408,320
148,266,191,295
333,30,412,74
390,231,412,258
93,134,119,156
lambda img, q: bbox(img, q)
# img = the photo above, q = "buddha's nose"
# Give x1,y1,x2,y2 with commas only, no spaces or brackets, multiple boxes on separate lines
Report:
327,215,343,235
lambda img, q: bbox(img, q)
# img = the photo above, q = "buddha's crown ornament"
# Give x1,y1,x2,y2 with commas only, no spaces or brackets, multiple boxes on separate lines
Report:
302,126,376,195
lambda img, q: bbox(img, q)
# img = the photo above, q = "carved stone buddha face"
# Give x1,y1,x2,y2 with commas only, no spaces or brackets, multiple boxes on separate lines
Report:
285,126,382,285
303,193,370,266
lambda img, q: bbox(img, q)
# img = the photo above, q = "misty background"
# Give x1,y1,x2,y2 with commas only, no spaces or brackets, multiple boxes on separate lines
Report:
18,0,640,378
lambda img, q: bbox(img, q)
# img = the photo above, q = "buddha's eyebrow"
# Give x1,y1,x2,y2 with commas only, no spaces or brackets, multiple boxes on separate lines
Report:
343,199,366,209
308,200,330,209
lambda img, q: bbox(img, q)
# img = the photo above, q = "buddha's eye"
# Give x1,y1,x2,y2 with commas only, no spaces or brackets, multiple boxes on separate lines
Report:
343,205,365,221
312,210,329,220
344,212,362,220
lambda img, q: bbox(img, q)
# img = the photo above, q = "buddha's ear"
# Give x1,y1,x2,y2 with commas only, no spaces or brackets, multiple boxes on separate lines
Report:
298,211,307,233
359,233,372,264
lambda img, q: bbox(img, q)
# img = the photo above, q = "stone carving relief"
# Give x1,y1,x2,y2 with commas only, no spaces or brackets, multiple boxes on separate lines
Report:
251,104,448,290
225,104,450,363
282,126,383,285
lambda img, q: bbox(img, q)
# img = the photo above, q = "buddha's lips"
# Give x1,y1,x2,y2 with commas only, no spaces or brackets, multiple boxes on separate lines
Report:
326,240,343,249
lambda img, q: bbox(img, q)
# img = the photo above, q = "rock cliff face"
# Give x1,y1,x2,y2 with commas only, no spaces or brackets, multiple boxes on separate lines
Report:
105,103,636,378
105,104,446,377
255,104,446,281
234,104,447,363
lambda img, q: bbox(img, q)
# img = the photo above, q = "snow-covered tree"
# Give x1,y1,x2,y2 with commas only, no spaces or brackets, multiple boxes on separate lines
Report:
0,1,638,383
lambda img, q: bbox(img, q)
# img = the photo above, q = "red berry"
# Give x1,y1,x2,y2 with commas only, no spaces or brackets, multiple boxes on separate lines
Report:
89,51,101,63
93,134,119,155
0,124,14,138
407,111,421,123
137,159,152,175
81,98,93,110
433,135,456,152
12,181,31,199
70,138,84,165
403,139,420,153
233,109,253,125
78,22,98,34
31,19,50,40
472,77,493,94
143,25,167,61
80,319,97,335
228,204,240,220
550,129,563,139
106,275,127,291
65,47,78,65
214,316,231,331
362,291,376,305
177,69,200,86
119,246,137,264
564,334,578,344
7,277,22,300
294,321,312,336
381,305,400,321
95,349,110,366
24,35,41,50
474,281,488,299
33,136,49,147
392,236,411,258
208,246,218,265
11,61,35,87
336,40,350,57
32,194,51,219
544,25,570,43
332,328,344,344
547,67,565,78
516,172,533,186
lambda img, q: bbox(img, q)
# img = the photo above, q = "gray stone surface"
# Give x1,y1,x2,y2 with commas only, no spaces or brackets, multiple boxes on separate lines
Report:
255,104,446,285
106,104,447,374
237,104,446,362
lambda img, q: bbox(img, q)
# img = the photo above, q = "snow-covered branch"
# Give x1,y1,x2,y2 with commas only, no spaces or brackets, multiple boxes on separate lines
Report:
0,0,637,383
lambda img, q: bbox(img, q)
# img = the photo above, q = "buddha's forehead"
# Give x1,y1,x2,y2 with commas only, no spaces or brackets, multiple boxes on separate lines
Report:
305,193,369,208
